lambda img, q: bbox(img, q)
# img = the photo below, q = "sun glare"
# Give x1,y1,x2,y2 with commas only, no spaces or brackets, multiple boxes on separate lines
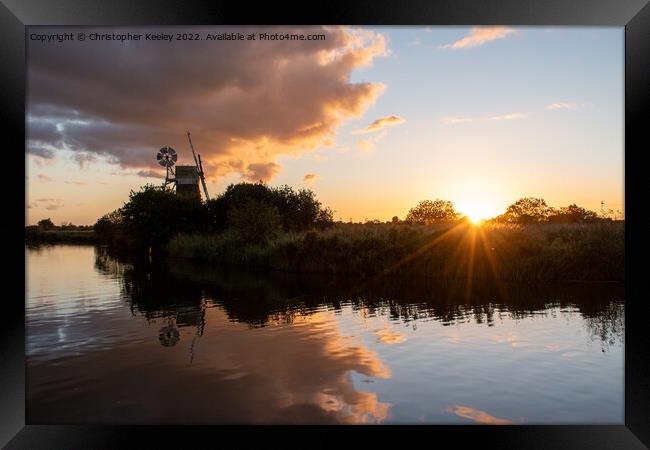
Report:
452,180,504,224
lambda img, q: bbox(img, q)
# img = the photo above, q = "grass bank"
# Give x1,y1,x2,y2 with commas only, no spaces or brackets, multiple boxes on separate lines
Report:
167,221,624,282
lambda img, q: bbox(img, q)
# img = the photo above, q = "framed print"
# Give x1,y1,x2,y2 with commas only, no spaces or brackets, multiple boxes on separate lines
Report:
2,0,649,447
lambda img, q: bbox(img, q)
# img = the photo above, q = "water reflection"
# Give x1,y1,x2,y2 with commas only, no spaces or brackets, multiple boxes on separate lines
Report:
26,245,624,424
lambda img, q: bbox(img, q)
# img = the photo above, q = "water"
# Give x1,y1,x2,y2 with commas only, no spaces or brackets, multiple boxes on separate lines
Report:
26,244,624,424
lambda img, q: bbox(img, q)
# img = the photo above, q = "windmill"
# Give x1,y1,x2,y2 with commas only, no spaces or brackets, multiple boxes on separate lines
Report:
154,133,210,201
156,146,178,189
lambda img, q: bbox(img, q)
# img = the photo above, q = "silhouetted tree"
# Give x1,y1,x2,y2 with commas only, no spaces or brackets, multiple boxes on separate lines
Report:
548,204,599,223
120,184,209,249
497,197,551,224
405,199,460,224
37,218,55,231
206,182,333,232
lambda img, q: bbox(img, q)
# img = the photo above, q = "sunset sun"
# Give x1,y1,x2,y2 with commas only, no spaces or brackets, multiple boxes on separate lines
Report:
460,203,493,224
453,182,504,224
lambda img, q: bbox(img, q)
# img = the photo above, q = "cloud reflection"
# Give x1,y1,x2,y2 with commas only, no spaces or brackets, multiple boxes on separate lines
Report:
445,405,521,424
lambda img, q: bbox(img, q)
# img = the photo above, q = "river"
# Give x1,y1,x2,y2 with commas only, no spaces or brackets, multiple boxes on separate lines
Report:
26,244,624,424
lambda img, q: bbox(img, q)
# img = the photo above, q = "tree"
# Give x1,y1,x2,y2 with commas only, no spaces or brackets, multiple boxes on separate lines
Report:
37,218,55,231
227,199,281,245
498,197,551,224
548,204,598,223
405,199,460,224
94,209,124,240
391,216,400,224
206,182,333,232
120,184,209,249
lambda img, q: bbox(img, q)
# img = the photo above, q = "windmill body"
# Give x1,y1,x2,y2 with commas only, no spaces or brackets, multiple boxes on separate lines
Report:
155,134,209,202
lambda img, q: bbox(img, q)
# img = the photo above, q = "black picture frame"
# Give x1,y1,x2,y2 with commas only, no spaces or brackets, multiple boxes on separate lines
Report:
2,0,648,447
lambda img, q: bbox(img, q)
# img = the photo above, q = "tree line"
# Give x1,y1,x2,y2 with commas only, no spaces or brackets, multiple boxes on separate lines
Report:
397,197,613,225
30,183,618,250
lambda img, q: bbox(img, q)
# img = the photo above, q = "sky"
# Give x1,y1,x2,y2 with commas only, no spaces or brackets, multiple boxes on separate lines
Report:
26,26,624,225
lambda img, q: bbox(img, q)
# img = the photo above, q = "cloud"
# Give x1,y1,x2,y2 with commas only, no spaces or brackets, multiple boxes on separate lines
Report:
546,102,578,110
303,173,319,184
440,27,516,49
442,116,473,125
311,154,328,162
28,198,64,211
136,169,164,179
64,180,88,186
356,139,373,153
444,406,521,425
27,26,388,183
487,112,528,121
243,162,281,182
355,129,388,154
442,112,526,124
37,173,52,182
355,115,405,134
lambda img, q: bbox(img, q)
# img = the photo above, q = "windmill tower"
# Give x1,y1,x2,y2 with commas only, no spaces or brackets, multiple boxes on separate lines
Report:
155,133,210,201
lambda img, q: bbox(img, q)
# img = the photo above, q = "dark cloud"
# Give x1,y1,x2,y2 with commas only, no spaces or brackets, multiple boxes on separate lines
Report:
136,169,164,179
27,26,388,180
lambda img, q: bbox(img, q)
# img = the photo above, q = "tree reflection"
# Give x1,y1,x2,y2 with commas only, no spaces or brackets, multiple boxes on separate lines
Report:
94,246,625,350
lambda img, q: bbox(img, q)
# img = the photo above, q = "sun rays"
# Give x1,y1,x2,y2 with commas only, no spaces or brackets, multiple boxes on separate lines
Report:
379,221,513,302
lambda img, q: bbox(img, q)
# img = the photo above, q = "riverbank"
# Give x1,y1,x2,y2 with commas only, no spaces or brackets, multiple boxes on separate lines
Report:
25,229,98,244
166,221,624,282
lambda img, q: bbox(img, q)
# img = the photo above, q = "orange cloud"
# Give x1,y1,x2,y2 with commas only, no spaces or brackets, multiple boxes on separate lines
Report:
355,115,405,134
242,162,281,182
440,27,517,49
